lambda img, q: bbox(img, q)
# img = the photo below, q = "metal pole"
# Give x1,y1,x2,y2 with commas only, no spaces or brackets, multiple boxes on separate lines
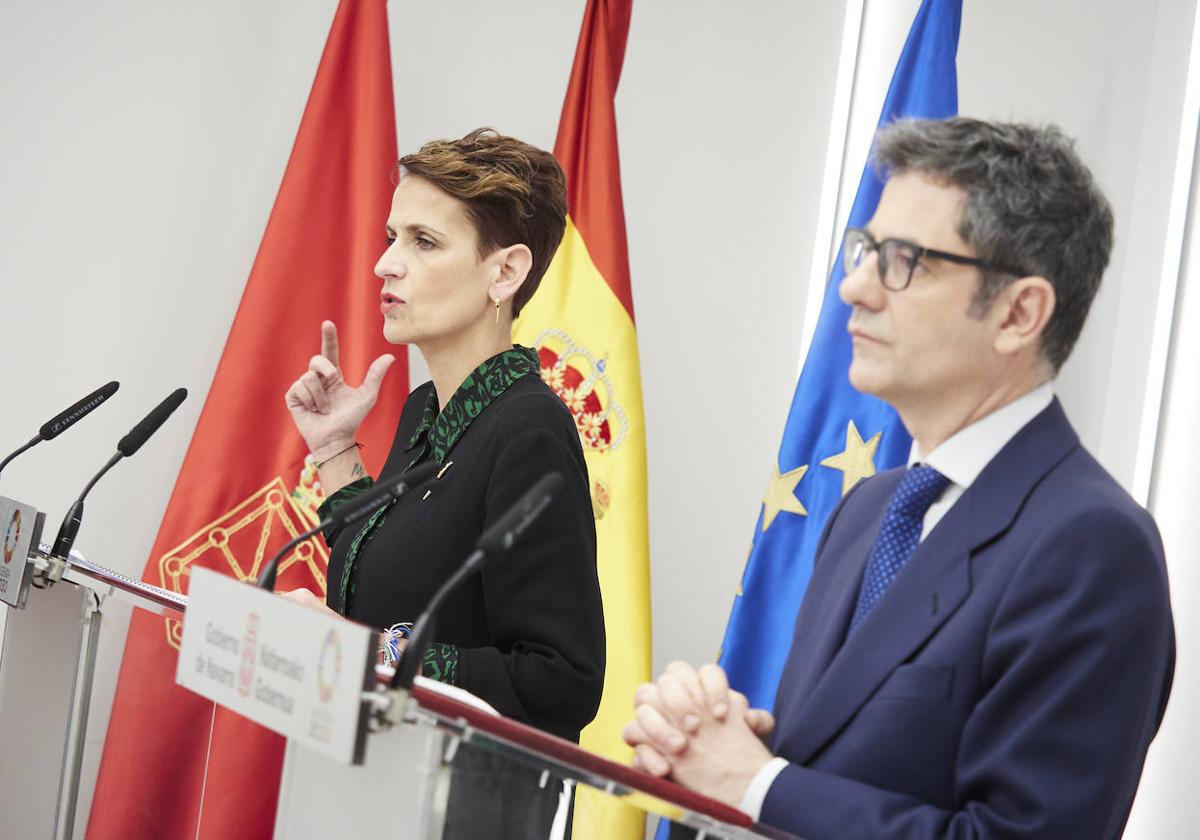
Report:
1136,0,1200,507
797,0,867,368
53,589,102,840
420,731,457,840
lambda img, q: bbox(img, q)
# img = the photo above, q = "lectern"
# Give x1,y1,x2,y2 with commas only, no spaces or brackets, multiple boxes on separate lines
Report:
273,674,803,840
0,493,186,840
179,567,801,839
0,522,802,839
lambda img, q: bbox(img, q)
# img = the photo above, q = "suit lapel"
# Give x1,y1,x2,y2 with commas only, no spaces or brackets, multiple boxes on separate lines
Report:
775,399,1080,766
771,482,891,719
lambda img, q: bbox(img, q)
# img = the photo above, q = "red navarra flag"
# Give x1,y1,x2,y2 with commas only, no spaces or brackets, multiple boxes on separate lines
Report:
87,2,405,836
513,1,651,838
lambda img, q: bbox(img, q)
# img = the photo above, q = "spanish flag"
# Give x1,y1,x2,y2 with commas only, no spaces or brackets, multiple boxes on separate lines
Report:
513,1,651,837
87,1,405,836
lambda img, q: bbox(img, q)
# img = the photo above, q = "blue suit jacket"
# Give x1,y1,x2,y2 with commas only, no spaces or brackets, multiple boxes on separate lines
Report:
760,400,1174,839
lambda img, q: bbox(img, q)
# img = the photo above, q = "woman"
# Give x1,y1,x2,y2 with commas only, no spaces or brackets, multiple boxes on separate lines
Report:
282,129,605,751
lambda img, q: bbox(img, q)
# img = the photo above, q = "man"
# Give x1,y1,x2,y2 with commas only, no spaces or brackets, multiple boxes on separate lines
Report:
625,118,1175,839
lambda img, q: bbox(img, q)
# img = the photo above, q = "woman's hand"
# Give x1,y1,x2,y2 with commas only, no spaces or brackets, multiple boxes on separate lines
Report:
278,588,342,618
284,320,395,458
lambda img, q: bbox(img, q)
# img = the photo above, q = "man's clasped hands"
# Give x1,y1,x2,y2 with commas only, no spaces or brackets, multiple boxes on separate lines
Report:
622,661,778,807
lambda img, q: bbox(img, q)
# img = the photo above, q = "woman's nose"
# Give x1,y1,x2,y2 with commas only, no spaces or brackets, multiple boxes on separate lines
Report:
375,243,405,280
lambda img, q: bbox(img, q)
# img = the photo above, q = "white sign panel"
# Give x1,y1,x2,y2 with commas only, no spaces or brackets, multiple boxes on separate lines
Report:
0,496,44,608
177,568,375,765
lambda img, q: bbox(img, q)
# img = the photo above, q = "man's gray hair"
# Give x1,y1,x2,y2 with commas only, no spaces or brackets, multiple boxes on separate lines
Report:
873,117,1114,372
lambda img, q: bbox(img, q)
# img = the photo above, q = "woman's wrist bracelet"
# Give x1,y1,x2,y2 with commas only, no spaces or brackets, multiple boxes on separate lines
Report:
313,441,363,469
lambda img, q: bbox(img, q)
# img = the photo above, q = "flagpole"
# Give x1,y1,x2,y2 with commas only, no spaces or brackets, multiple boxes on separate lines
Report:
799,0,866,370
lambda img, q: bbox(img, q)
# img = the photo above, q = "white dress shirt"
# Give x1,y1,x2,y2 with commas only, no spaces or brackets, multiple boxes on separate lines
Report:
737,383,1055,820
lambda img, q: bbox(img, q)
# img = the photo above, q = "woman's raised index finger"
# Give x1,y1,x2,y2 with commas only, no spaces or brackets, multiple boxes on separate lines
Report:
321,320,340,367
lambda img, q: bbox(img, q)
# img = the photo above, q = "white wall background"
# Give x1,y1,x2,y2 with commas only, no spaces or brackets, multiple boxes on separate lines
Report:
0,0,1195,837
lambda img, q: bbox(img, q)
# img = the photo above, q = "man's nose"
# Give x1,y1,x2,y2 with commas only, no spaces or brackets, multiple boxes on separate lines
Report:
839,251,883,309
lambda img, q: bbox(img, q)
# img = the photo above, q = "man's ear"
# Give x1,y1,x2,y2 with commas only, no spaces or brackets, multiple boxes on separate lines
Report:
490,244,533,306
992,275,1055,357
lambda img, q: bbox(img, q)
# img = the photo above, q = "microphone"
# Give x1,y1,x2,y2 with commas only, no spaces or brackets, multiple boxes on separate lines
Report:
390,471,564,691
476,471,564,554
51,388,188,559
41,381,121,440
117,388,188,457
0,381,120,479
257,461,439,591
330,461,440,531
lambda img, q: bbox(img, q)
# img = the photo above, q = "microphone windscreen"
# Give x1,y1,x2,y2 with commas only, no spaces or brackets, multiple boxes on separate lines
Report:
476,471,564,554
40,381,120,440
331,461,440,528
117,387,188,457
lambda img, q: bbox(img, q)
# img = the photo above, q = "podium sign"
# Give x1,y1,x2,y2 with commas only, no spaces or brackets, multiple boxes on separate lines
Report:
177,568,375,764
0,495,44,608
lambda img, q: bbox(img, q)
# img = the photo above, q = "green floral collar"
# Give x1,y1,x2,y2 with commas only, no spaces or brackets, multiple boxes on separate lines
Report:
406,345,540,464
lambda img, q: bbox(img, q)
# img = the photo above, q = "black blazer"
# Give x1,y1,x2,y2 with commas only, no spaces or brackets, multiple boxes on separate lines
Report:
324,376,605,742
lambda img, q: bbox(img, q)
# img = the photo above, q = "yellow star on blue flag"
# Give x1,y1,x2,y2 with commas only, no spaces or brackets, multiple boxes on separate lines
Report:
761,463,808,532
715,0,962,714
821,420,882,496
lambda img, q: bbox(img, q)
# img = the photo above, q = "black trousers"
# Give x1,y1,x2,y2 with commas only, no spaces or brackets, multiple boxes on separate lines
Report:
442,747,573,839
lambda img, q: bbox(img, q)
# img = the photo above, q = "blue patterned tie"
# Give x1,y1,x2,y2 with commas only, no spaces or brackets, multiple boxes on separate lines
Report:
850,465,950,631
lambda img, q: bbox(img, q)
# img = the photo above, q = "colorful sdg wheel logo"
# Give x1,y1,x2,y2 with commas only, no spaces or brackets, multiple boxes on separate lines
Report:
2,508,22,566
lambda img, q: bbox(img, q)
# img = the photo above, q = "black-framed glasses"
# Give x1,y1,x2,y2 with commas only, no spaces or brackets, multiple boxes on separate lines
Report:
843,227,1023,291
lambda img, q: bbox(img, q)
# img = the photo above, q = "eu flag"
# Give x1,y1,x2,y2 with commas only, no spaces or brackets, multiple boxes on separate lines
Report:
719,0,963,711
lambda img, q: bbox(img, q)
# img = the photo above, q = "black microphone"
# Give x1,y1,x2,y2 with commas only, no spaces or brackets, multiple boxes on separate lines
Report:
51,388,188,559
41,380,121,440
390,471,564,691
0,381,120,479
257,461,439,591
331,461,440,530
117,388,188,457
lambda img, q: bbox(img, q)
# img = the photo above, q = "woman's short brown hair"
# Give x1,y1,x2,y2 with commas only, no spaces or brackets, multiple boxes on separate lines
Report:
397,128,567,316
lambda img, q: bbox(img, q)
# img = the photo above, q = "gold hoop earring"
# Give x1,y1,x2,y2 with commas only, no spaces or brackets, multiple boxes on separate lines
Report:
494,298,501,324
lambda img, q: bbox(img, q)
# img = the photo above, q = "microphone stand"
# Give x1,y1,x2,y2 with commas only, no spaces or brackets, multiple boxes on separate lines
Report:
48,387,188,563
257,462,440,591
389,549,488,690
0,435,39,480
389,472,563,692
256,520,328,591
51,453,123,559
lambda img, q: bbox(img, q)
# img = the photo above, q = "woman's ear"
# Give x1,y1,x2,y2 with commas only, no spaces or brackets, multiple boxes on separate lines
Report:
490,244,533,306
